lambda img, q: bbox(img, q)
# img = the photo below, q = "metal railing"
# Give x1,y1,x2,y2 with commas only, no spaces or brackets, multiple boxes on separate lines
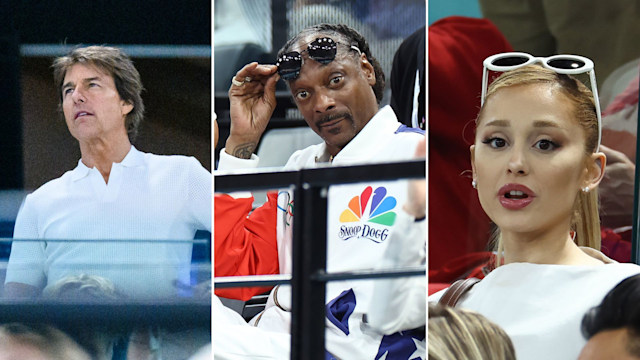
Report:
214,160,426,359
631,83,640,264
0,237,212,330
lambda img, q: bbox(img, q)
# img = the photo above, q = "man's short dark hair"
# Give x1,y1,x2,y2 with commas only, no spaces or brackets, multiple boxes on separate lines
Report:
581,274,640,356
52,46,145,141
277,23,385,104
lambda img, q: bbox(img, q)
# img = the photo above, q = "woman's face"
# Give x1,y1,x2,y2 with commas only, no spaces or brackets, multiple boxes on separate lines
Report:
471,83,598,236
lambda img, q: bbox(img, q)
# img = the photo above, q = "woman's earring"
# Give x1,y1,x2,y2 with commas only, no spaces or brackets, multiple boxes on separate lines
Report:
582,186,590,193
472,180,477,189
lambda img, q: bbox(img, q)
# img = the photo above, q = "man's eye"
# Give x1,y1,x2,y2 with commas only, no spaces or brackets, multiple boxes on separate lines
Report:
330,76,343,85
63,88,73,95
295,90,308,100
89,82,99,87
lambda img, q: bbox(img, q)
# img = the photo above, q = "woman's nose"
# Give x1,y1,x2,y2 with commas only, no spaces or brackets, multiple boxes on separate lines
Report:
507,147,528,175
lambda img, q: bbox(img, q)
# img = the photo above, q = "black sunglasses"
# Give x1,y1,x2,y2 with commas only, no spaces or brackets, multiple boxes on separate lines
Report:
276,37,360,81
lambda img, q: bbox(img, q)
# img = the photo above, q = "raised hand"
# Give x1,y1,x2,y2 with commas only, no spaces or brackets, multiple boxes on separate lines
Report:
225,62,280,159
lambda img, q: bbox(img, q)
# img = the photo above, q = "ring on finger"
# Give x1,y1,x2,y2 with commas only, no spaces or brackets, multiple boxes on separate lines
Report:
232,76,253,87
231,77,245,87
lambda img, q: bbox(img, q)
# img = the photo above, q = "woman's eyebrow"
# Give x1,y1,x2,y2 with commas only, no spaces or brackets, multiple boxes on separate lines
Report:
482,119,563,129
532,119,562,129
483,119,509,127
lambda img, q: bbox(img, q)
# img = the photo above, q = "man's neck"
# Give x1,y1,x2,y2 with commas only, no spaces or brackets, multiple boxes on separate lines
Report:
79,136,132,184
326,144,342,158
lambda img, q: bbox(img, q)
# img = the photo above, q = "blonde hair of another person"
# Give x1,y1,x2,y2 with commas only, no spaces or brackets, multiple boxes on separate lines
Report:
0,323,91,360
43,274,124,301
428,303,516,360
42,275,126,360
478,65,602,267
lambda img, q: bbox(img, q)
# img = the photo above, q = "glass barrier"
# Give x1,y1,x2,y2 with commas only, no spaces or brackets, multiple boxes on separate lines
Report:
0,236,210,359
0,238,210,302
0,187,211,359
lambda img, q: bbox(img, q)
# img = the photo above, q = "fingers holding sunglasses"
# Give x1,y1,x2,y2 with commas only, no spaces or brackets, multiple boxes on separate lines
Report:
226,63,280,159
229,63,279,111
229,62,278,90
229,62,279,110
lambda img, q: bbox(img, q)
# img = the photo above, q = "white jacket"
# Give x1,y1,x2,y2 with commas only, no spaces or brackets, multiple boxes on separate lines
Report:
218,106,425,359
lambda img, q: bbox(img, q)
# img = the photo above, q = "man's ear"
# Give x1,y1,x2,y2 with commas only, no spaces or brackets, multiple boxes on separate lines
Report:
360,54,375,86
121,100,134,116
583,151,606,191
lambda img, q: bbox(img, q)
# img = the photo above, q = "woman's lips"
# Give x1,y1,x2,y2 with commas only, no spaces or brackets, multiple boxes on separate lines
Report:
498,184,536,210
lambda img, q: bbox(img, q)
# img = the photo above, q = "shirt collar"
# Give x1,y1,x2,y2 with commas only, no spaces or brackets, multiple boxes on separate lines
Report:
313,143,331,164
119,145,145,167
70,146,145,181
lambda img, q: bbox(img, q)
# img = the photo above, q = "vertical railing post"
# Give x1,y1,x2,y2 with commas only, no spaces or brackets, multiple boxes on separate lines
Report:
291,173,327,359
631,83,640,264
271,0,288,60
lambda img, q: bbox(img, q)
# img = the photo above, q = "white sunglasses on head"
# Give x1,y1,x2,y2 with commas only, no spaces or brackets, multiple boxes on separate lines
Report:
481,52,601,152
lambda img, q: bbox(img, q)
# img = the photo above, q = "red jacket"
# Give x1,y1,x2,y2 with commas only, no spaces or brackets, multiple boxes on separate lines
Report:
428,16,512,282
214,192,279,300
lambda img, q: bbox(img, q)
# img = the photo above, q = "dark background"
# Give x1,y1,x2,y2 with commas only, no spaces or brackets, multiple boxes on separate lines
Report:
1,0,211,190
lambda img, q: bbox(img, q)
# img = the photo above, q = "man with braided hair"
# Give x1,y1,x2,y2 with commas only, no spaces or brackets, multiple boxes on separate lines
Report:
215,23,425,359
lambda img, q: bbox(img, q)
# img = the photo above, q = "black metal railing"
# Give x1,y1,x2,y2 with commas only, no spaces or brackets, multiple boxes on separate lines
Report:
214,160,426,359
631,79,640,264
0,237,212,331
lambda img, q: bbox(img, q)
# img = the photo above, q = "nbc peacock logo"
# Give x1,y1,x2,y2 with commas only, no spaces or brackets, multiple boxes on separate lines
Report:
338,186,397,243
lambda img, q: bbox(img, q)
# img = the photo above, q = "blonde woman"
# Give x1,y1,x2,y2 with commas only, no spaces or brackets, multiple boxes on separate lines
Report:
430,53,640,360
428,303,515,360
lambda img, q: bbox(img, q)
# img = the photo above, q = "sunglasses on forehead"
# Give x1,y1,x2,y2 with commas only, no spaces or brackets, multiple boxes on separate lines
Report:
276,37,361,81
481,52,602,151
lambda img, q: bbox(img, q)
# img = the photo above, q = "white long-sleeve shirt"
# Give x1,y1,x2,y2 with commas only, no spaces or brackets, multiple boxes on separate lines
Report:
218,106,426,359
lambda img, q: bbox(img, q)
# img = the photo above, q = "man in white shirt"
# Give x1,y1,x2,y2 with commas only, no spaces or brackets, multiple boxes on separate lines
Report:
216,23,425,359
5,46,212,300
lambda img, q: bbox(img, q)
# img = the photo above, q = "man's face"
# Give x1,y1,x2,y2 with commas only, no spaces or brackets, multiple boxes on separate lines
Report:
288,36,378,156
61,63,133,143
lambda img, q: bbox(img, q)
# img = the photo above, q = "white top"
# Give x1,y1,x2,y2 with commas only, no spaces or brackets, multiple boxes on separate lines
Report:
6,146,212,299
213,295,289,360
430,261,640,360
218,106,426,359
367,210,426,334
